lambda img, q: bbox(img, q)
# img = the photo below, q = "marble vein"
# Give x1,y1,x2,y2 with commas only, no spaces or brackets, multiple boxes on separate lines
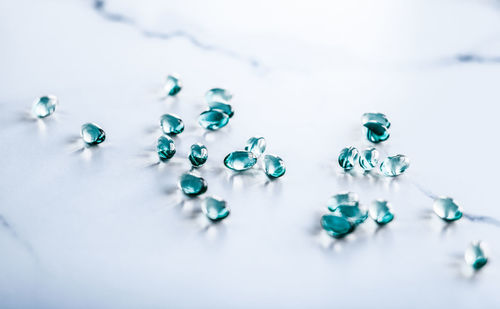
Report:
0,214,37,258
456,53,500,63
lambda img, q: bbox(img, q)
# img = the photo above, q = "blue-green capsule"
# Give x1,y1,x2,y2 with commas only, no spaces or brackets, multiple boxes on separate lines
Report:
338,147,359,170
330,205,368,225
369,200,394,225
245,137,266,157
81,123,106,145
178,172,207,196
157,135,176,161
320,214,354,238
263,154,286,178
160,113,184,135
223,151,257,171
433,197,462,222
359,147,379,171
327,192,359,211
379,154,410,177
189,143,208,167
362,113,390,143
208,101,234,118
163,74,182,96
202,196,230,221
205,88,232,103
198,110,229,130
465,241,488,270
32,95,57,118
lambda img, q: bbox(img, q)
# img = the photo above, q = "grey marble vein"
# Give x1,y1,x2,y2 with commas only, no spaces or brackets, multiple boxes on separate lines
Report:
456,53,500,63
0,214,37,258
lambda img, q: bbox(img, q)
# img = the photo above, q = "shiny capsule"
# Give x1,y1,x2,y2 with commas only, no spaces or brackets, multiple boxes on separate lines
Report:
202,196,230,221
80,123,106,145
160,114,184,135
263,154,286,178
330,205,368,226
162,74,182,96
433,197,462,222
178,172,207,196
198,110,229,130
369,200,394,225
205,88,233,103
32,95,57,118
223,151,257,171
362,113,390,143
245,137,266,157
157,135,176,161
189,143,208,167
327,192,359,211
379,154,410,177
338,147,359,171
208,101,234,118
464,241,488,270
320,214,354,238
359,147,379,171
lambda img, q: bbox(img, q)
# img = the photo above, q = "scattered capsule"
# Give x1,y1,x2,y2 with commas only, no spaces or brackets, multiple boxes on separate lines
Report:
205,88,233,103
464,241,488,270
245,137,266,157
362,112,391,143
32,95,57,118
263,154,286,178
198,110,229,130
433,197,462,222
178,172,207,196
327,192,359,211
202,196,230,221
369,200,394,225
379,154,410,177
359,147,379,171
157,135,176,161
223,151,257,171
160,114,184,135
81,123,106,145
162,74,182,96
320,214,354,238
189,143,208,167
208,101,234,118
330,205,368,226
338,147,359,171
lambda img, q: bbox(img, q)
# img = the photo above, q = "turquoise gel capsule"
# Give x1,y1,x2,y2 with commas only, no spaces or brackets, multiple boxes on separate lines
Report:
369,200,394,225
202,196,230,221
379,154,410,176
330,205,368,225
465,241,488,270
160,114,184,135
178,172,207,196
433,197,462,222
198,110,229,130
189,143,208,167
223,151,257,171
359,147,379,171
163,74,182,96
320,214,354,238
205,88,233,103
338,147,359,170
32,95,57,118
327,192,359,211
81,123,106,145
245,137,266,157
157,135,176,161
263,154,286,178
208,101,234,118
362,113,390,143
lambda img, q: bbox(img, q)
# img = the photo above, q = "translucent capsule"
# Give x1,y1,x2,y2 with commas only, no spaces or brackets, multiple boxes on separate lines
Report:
162,74,182,96
81,123,106,145
433,197,462,222
263,154,286,178
205,88,233,103
208,101,234,118
189,143,208,167
32,95,57,118
160,114,184,135
327,192,359,211
178,172,207,196
359,147,379,171
245,137,266,157
157,135,176,161
338,147,359,171
330,205,368,225
464,241,488,270
202,196,230,221
362,112,391,143
198,110,229,130
369,200,394,225
379,154,410,177
223,151,257,171
320,214,354,238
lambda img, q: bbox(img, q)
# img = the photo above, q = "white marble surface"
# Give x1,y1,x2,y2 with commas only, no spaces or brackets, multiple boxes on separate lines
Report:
1,0,500,307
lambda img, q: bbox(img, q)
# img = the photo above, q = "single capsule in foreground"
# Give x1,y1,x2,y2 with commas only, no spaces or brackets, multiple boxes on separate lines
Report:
178,172,208,196
359,147,379,171
198,110,229,130
433,197,462,222
369,200,394,225
464,241,488,270
224,151,257,171
162,74,182,97
320,214,354,238
189,143,208,167
330,205,368,226
245,137,266,157
362,112,391,143
32,95,58,118
202,196,230,221
338,147,359,171
205,88,233,103
157,135,176,161
160,113,184,135
379,154,410,176
327,192,359,211
81,123,106,145
263,154,286,178
208,101,234,118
